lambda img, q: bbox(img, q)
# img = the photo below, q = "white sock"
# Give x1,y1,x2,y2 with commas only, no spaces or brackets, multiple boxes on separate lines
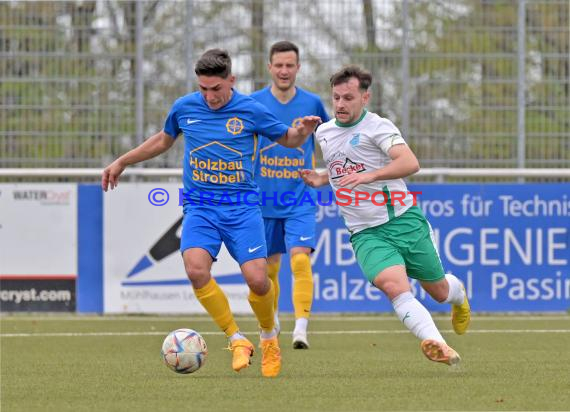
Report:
260,329,277,340
444,273,465,305
392,291,445,342
294,317,308,334
229,332,246,342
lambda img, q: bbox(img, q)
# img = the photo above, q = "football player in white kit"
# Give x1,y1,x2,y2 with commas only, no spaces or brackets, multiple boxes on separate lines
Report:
302,65,470,366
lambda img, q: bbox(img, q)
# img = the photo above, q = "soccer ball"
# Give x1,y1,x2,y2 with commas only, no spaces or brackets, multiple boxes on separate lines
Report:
161,329,208,374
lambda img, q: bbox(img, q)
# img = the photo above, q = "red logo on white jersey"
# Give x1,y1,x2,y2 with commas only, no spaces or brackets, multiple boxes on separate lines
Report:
329,158,366,179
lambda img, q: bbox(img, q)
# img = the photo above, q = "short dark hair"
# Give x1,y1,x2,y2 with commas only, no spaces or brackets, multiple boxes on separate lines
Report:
195,49,232,78
269,41,299,63
329,65,372,91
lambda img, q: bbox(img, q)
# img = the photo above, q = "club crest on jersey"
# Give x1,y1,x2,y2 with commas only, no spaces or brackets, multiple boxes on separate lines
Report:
350,133,360,146
226,117,244,135
292,117,303,128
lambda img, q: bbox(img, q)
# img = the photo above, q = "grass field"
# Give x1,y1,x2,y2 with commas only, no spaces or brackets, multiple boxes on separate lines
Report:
1,314,570,411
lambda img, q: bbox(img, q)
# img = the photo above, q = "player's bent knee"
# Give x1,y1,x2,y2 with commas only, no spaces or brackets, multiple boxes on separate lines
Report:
381,283,411,301
184,264,211,288
429,290,447,303
267,253,282,265
374,277,410,301
372,266,411,300
246,277,270,296
428,291,447,303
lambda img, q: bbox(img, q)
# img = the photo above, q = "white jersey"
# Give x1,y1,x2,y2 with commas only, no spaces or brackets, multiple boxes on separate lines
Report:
315,110,415,234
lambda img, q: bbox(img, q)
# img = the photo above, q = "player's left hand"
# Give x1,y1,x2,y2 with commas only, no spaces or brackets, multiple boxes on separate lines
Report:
301,169,324,187
338,172,375,189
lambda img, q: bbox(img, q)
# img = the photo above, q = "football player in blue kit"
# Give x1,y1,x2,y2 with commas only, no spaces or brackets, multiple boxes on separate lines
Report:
252,41,329,349
102,49,321,377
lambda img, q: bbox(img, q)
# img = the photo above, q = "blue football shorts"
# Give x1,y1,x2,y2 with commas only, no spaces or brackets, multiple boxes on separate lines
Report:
180,204,267,265
263,213,316,256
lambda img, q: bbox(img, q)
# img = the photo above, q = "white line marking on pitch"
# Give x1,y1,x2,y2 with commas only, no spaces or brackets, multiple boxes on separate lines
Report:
1,315,569,322
1,329,570,338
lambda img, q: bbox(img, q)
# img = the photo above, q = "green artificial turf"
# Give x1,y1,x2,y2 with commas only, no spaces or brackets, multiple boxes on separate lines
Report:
1,314,569,411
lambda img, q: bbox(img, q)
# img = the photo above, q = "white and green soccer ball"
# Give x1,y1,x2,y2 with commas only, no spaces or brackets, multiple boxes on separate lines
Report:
161,329,208,374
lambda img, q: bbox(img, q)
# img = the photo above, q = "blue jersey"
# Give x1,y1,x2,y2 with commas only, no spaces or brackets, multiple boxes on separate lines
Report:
251,87,329,218
164,90,289,205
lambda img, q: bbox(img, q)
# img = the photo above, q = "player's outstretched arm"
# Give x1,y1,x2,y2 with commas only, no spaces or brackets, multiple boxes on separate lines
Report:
301,169,329,188
101,130,175,191
277,115,321,148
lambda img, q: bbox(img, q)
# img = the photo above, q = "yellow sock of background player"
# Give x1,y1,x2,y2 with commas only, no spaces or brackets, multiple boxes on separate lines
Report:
291,252,313,349
267,260,281,312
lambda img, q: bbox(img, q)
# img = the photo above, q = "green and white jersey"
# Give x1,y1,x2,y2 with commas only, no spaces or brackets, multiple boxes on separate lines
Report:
315,110,414,234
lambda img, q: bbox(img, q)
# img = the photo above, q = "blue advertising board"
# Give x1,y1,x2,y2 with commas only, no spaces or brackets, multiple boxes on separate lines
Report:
76,183,569,313
277,184,569,312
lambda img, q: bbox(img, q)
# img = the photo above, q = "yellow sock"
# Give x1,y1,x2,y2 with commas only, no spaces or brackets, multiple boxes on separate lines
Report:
267,260,281,312
193,278,238,337
291,253,313,319
248,280,275,333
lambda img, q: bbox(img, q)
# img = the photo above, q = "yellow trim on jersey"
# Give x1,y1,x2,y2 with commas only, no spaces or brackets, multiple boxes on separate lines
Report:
190,141,243,156
259,143,278,153
251,133,258,162
259,143,304,155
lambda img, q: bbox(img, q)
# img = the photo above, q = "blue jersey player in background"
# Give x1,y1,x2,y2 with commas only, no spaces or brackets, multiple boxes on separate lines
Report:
252,41,330,349
102,49,321,377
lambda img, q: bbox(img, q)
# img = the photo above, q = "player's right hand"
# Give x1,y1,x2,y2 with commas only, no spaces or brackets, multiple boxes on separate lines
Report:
101,160,126,192
297,115,322,137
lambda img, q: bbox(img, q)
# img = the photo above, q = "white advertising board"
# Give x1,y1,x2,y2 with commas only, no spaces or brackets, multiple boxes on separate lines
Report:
0,184,77,277
103,183,251,314
0,184,77,311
